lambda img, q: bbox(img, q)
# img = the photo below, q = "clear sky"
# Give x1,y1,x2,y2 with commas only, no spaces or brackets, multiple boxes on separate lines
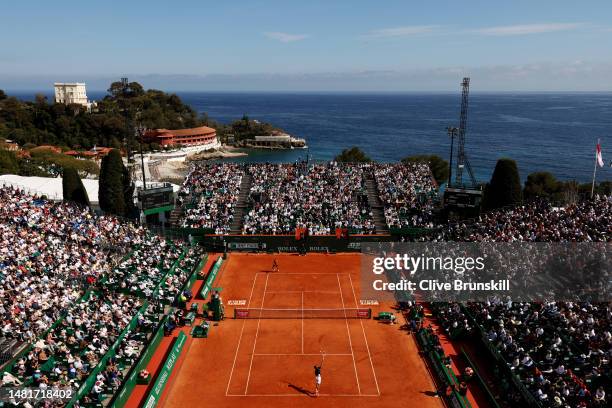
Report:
2,0,612,91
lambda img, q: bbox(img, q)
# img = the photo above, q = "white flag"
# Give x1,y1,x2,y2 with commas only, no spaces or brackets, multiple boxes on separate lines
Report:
596,141,604,167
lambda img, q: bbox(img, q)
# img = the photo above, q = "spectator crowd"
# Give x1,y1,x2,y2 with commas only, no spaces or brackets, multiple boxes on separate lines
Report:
0,185,204,405
431,195,611,408
373,162,438,229
431,197,611,243
243,162,375,235
175,162,440,235
178,163,243,234
2,161,611,407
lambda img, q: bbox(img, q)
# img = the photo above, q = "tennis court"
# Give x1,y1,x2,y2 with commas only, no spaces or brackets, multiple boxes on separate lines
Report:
164,253,442,408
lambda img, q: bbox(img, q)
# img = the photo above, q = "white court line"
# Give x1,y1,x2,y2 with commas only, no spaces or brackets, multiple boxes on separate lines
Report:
337,273,361,395
301,291,304,354
253,353,352,356
225,272,259,396
348,274,381,396
265,290,341,294
244,273,269,394
263,272,345,275
227,393,380,397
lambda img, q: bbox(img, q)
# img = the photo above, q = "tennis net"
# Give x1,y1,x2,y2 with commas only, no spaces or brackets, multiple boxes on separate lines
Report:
233,308,372,319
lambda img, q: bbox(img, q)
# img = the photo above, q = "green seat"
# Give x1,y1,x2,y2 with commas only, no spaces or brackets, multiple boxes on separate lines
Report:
191,322,209,338
185,312,196,326
378,312,396,322
40,356,56,372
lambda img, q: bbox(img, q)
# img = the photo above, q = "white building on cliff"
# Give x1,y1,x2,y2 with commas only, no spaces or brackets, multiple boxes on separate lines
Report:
54,82,96,111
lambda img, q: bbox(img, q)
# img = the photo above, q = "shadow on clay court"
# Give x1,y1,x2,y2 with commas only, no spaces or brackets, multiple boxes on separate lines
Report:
288,383,315,397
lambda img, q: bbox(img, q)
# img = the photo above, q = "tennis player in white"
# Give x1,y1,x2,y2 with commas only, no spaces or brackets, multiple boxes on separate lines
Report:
314,364,322,396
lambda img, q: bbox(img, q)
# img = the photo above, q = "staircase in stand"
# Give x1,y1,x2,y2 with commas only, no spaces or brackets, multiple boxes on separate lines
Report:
229,174,253,234
365,174,389,234
169,191,194,227
168,206,184,227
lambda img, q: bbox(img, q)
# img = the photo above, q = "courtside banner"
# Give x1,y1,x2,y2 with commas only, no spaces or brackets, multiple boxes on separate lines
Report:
143,332,187,408
360,242,611,302
200,256,223,299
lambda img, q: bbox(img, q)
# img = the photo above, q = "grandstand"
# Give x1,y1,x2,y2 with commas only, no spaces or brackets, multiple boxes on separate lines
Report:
172,162,438,237
0,186,206,406
0,161,610,408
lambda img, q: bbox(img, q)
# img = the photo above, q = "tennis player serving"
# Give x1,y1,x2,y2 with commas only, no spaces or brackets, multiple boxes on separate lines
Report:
314,350,325,396
313,364,322,396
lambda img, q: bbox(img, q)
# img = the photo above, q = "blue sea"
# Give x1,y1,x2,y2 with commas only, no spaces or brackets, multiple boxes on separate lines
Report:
13,91,612,183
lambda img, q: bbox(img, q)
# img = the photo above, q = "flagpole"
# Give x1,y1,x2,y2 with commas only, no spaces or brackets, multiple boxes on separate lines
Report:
591,139,599,199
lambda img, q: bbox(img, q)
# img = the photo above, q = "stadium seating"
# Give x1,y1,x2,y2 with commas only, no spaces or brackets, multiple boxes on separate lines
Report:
0,186,206,405
1,175,610,407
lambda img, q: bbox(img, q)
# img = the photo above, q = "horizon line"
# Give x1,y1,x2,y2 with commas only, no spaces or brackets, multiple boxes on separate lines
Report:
4,89,612,95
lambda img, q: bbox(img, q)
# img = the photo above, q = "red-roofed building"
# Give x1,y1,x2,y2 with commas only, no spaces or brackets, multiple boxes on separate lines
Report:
0,142,19,152
91,146,113,157
32,145,62,154
64,147,114,160
143,126,217,147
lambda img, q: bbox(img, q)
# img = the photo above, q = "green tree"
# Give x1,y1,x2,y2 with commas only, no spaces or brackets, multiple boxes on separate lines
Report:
483,158,522,210
107,81,143,98
107,81,125,98
575,181,612,197
0,90,7,101
0,150,19,174
334,147,372,163
62,167,90,207
597,181,612,195
34,93,47,105
402,155,449,184
28,148,99,177
99,149,127,216
0,84,293,153
128,82,145,97
523,171,561,201
229,115,281,142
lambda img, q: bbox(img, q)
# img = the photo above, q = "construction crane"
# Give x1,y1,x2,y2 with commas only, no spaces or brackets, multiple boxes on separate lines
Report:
443,77,482,217
453,77,477,188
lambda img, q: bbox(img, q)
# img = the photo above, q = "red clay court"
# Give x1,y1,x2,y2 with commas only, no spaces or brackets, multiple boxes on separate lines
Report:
163,253,442,408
